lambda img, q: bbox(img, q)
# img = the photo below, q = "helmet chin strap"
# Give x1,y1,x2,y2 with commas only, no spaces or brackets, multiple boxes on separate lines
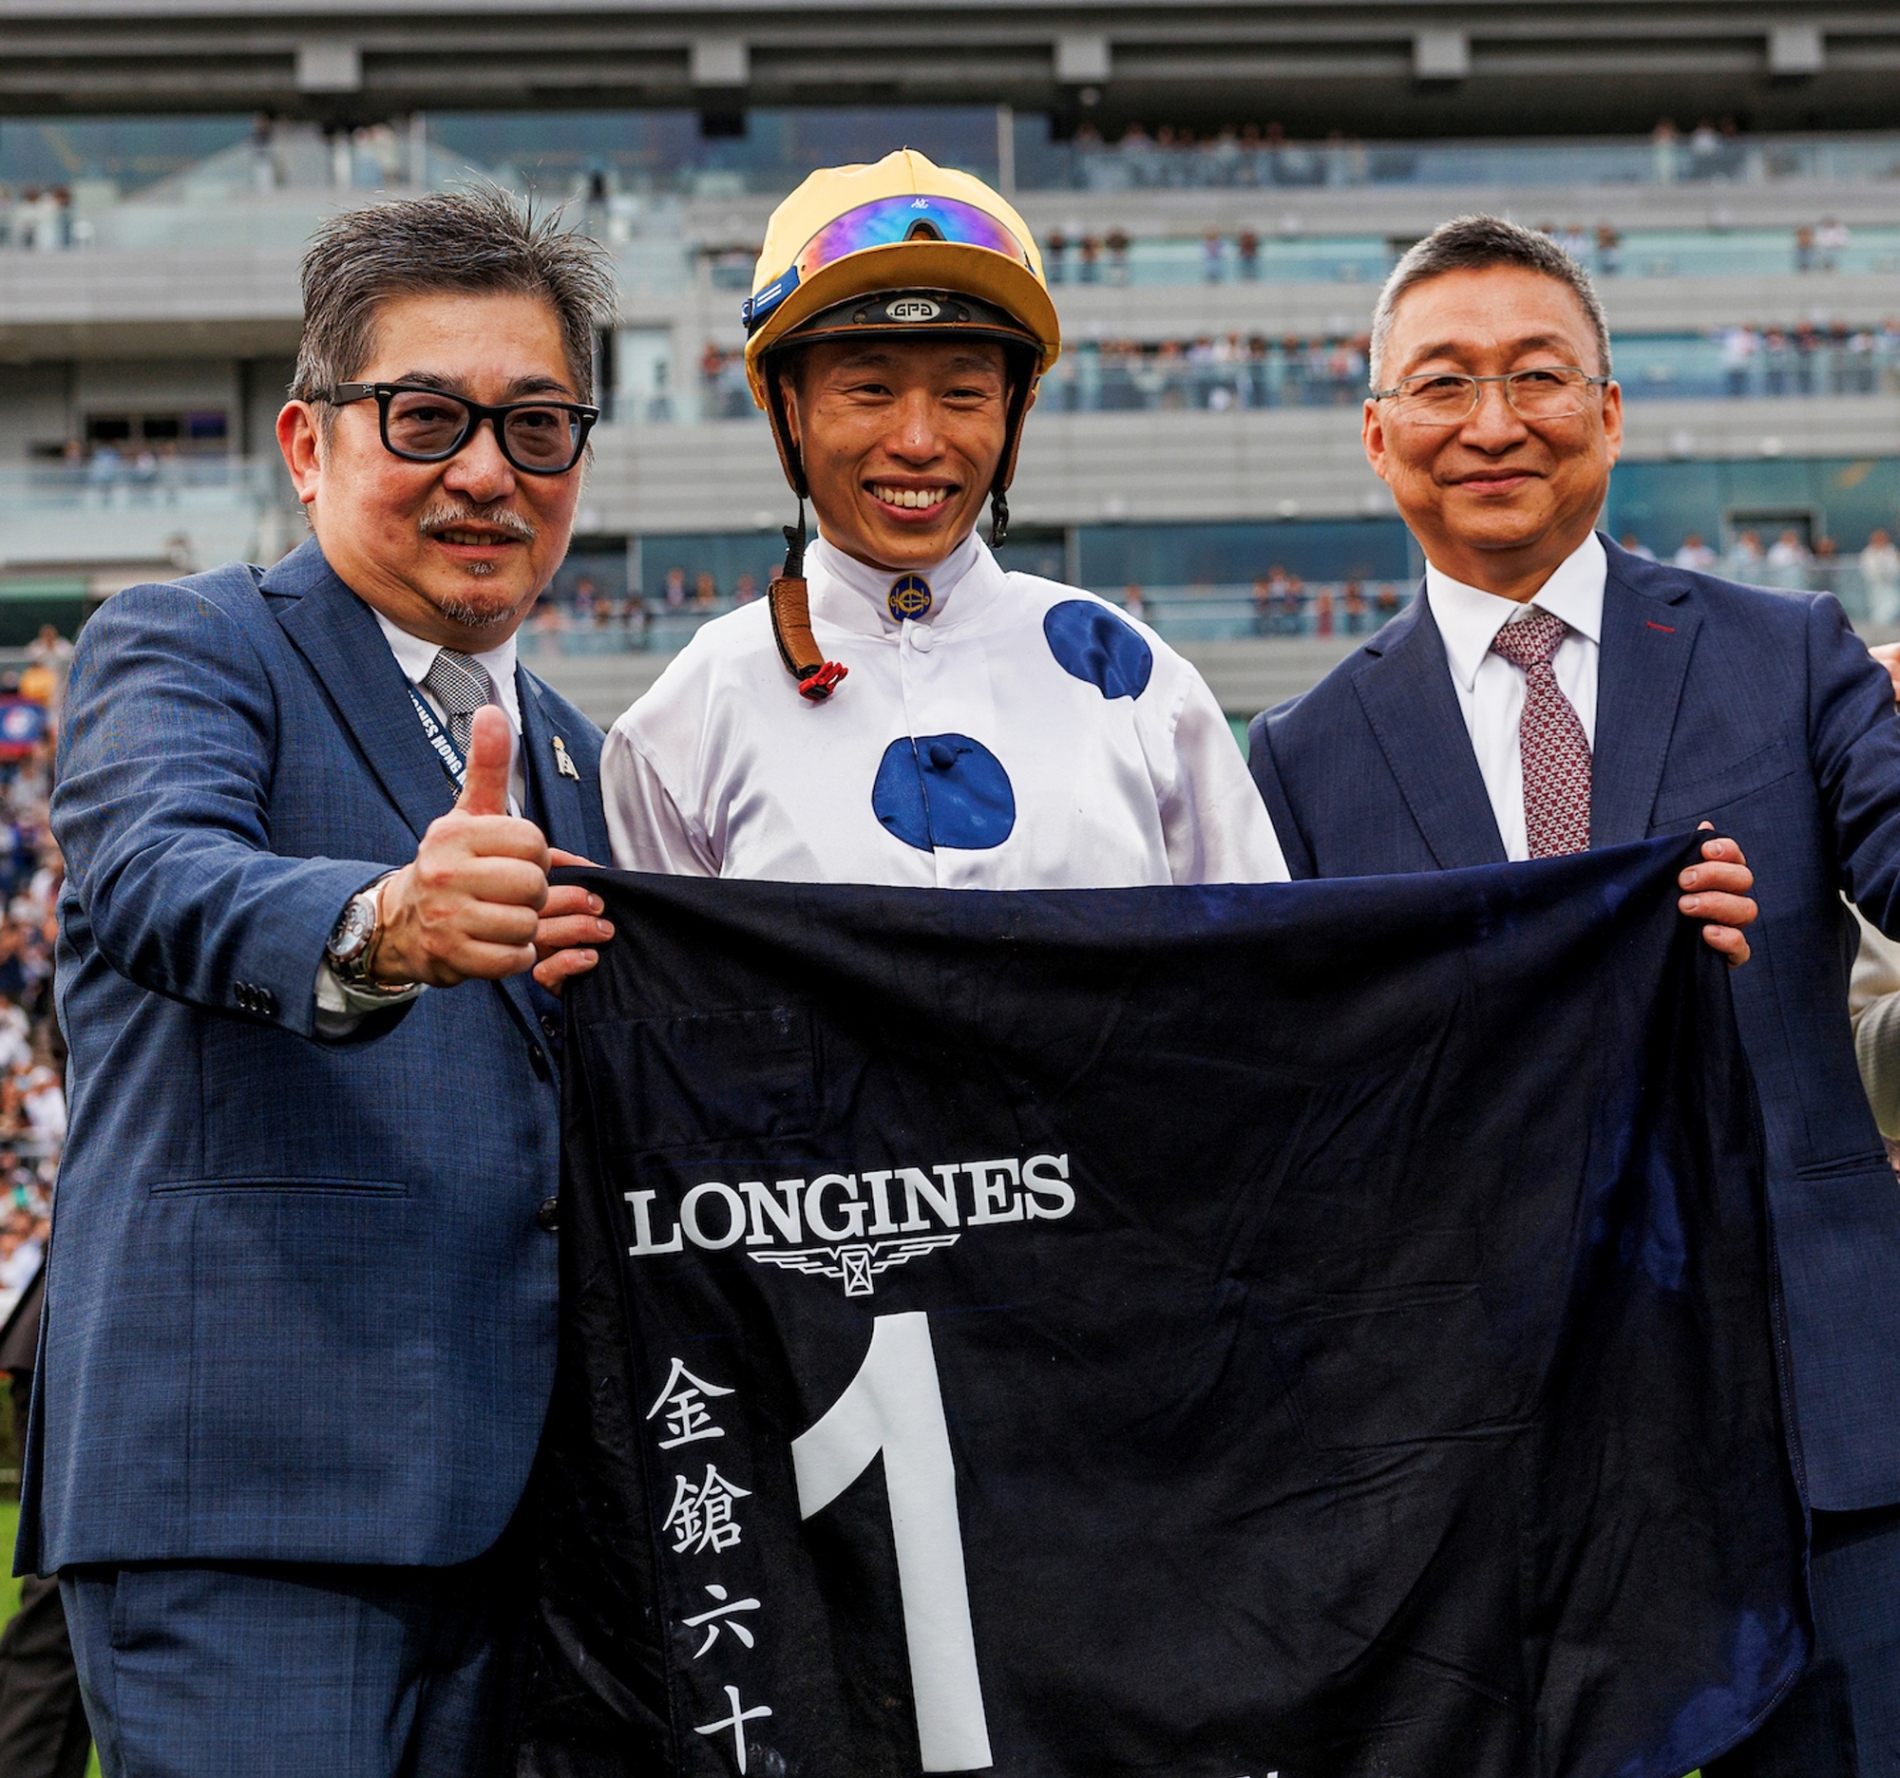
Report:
768,496,848,703
988,487,1010,548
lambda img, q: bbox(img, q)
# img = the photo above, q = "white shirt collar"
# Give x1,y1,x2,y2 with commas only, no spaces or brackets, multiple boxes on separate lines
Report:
1425,530,1606,694
372,607,521,733
805,530,992,638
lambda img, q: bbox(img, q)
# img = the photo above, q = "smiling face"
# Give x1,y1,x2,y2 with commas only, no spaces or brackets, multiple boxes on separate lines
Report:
782,337,1019,574
277,289,585,650
1364,264,1623,601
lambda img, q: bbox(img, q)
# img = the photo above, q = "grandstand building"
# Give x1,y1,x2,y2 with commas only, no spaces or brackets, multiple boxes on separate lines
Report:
2,1,1898,713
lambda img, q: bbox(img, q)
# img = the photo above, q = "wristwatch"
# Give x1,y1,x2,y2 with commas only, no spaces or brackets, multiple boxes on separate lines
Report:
325,878,409,995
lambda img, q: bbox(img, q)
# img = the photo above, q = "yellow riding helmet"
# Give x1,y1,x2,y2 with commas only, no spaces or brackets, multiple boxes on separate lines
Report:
742,150,1062,503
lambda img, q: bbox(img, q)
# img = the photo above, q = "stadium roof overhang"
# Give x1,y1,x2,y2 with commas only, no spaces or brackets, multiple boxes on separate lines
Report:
0,1,1897,138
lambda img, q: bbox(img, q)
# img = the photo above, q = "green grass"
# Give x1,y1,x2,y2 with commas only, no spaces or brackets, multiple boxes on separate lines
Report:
1,1499,103,1777
1,1500,22,1624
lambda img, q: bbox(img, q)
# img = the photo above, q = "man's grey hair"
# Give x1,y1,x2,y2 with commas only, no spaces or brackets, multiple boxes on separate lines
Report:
1368,214,1613,390
292,187,617,416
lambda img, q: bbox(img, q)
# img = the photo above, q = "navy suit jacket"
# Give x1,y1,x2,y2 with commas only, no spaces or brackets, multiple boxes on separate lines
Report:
20,537,611,1572
1251,535,1900,1513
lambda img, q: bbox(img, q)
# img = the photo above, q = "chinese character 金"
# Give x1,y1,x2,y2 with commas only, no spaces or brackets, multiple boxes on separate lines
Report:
646,1355,736,1451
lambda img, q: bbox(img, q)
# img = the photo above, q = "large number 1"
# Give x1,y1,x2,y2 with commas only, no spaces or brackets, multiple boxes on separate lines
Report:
791,1312,994,1773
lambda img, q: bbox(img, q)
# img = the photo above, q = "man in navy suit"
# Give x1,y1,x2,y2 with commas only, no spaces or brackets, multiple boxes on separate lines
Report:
1251,215,1900,1776
20,190,618,1775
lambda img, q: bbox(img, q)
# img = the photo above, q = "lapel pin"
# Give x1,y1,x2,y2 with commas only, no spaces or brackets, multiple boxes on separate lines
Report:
552,735,581,780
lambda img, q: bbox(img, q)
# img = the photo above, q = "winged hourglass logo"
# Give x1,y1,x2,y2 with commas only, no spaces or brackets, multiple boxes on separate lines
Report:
750,1234,962,1298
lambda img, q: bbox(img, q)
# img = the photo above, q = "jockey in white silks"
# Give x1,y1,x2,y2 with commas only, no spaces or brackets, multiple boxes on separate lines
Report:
601,149,1289,891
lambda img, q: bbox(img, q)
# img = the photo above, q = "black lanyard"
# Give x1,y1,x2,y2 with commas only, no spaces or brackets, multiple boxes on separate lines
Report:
406,683,468,790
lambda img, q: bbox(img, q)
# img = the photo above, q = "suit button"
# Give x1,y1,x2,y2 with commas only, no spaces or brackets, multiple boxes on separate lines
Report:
539,1014,559,1040
258,988,277,1018
236,983,253,1012
528,1045,550,1081
536,1197,560,1233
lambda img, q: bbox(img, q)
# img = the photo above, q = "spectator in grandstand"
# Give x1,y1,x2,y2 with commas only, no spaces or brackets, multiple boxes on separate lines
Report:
1794,320,1821,395
662,564,687,607
1341,580,1368,634
1250,212,1900,1778
1673,533,1718,571
1817,215,1851,270
1767,527,1812,569
1122,585,1147,620
1720,323,1757,396
22,628,70,722
1850,910,1900,1170
1762,327,1791,395
1105,228,1130,285
693,571,718,608
1618,531,1657,561
27,188,616,1777
1795,225,1818,273
1203,231,1225,283
1045,227,1067,285
1593,222,1622,277
1862,528,1900,624
1236,229,1260,281
1732,528,1765,567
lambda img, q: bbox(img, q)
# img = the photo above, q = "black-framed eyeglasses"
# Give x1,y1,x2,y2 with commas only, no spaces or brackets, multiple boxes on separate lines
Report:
317,382,598,475
1369,366,1611,425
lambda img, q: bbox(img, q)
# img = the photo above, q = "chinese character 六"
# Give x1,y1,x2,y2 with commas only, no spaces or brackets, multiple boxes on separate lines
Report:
682,1582,761,1658
646,1356,736,1450
694,1683,773,1775
664,1463,752,1556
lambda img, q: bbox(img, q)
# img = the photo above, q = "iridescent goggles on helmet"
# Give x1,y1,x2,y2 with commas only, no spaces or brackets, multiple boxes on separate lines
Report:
743,194,1032,335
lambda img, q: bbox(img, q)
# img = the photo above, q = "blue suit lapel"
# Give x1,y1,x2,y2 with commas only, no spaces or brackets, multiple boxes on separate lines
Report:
267,541,459,842
516,669,593,860
1350,590,1509,870
1591,545,1701,847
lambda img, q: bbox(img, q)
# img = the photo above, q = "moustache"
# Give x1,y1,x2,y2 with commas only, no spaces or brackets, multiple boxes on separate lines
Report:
417,503,538,544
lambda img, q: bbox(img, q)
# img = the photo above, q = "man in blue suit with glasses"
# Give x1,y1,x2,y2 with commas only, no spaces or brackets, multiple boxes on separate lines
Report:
20,189,618,1776
1251,214,1900,1777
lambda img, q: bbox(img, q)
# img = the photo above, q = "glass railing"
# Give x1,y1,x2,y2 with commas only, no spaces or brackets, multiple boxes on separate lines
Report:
512,584,1426,654
1022,128,1900,194
0,459,282,572
670,330,1900,424
517,560,1899,657
1032,226,1900,288
6,114,1900,250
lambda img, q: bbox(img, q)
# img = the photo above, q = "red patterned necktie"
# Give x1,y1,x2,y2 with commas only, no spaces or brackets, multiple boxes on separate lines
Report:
1488,608,1592,858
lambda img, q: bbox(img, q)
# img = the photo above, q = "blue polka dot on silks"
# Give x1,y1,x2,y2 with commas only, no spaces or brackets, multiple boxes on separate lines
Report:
872,733,1017,853
1043,599,1154,700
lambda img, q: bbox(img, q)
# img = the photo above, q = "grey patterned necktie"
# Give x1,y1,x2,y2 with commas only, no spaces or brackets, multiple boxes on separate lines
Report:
421,647,496,765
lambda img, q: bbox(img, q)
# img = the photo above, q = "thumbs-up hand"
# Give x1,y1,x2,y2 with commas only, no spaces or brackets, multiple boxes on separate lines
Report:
369,705,553,987
455,701,515,817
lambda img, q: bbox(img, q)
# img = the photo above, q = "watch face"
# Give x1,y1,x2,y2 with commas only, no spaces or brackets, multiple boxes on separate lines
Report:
329,895,376,964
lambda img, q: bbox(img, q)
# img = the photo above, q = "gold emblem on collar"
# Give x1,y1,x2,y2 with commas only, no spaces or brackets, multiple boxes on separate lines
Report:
887,573,933,623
